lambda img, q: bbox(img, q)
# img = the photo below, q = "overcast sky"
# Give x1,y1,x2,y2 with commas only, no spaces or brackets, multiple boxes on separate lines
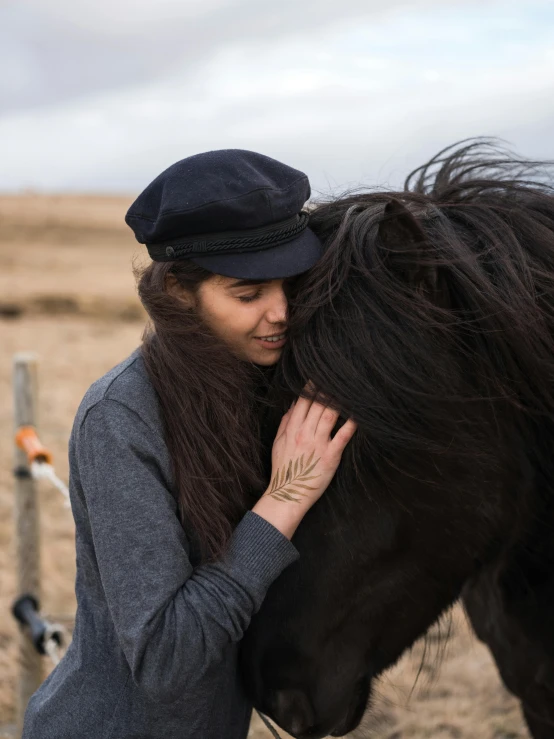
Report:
1,0,553,194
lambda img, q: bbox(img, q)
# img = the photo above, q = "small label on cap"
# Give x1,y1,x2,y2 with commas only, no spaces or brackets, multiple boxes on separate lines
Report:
166,246,175,257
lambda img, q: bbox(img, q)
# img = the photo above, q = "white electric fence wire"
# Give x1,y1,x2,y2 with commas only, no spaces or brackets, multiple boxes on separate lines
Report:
42,621,68,666
43,638,61,666
30,461,71,508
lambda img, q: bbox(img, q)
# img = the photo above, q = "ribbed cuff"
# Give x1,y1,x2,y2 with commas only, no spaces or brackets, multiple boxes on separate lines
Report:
222,510,300,595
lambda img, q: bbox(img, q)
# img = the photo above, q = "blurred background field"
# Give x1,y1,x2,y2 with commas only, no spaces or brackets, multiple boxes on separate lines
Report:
0,195,529,737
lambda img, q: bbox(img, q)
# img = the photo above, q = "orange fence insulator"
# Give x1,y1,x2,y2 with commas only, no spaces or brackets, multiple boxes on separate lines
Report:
15,426,53,466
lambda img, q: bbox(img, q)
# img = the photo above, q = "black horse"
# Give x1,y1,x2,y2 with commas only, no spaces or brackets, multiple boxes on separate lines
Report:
240,140,554,738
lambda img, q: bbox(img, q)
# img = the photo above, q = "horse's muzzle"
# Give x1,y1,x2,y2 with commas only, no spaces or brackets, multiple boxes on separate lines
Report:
329,674,372,736
266,688,317,737
263,675,371,739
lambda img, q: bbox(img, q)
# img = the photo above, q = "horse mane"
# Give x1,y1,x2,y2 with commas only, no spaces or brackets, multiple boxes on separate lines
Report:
278,138,554,498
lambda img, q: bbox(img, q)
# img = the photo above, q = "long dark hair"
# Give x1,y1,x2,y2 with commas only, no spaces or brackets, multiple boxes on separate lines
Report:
134,259,270,562
281,138,554,484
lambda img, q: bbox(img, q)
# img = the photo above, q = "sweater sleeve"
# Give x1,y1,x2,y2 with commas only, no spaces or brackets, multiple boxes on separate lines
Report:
76,397,299,704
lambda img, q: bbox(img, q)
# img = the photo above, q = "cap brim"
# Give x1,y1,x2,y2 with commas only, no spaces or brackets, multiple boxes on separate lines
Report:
188,227,324,280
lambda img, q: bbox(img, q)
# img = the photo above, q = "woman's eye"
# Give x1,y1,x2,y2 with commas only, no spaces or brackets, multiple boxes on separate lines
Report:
238,291,262,303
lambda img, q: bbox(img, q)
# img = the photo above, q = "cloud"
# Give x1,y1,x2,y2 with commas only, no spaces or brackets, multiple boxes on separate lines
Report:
0,1,553,192
0,0,470,115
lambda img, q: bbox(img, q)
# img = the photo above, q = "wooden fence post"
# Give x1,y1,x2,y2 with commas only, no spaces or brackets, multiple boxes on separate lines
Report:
13,353,43,738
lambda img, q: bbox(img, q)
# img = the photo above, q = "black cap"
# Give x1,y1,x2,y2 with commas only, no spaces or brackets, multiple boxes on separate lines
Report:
125,149,323,280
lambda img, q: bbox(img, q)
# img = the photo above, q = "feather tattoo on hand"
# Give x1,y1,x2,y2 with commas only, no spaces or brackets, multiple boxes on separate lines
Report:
264,450,321,503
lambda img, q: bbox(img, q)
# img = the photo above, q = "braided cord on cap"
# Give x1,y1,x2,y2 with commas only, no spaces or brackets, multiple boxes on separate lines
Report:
147,213,310,261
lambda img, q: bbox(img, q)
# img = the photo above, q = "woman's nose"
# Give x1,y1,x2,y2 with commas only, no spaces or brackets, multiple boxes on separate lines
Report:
266,290,288,324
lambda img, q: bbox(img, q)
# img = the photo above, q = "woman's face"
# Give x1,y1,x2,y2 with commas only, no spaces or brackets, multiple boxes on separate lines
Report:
169,273,292,365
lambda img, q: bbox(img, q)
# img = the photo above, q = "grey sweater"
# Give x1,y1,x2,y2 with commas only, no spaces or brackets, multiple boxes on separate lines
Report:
22,347,299,739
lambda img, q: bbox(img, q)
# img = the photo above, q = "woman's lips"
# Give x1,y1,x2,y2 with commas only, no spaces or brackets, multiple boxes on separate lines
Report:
253,333,287,349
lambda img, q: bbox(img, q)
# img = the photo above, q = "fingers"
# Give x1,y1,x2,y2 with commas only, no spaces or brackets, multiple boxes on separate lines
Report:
328,417,358,454
287,380,345,445
281,385,356,461
302,398,328,435
286,383,315,432
296,381,334,436
275,403,294,439
314,406,340,440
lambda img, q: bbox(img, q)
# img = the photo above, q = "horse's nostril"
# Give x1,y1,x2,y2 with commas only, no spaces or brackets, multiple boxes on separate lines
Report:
268,688,316,736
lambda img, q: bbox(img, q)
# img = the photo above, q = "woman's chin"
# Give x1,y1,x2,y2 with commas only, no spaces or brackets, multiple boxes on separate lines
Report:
251,353,282,366
248,347,283,365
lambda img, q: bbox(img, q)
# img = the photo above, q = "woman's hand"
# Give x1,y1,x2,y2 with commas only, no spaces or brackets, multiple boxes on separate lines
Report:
266,391,357,508
252,388,357,539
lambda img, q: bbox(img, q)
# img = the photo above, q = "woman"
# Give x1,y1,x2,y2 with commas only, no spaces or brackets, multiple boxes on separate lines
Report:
22,149,357,739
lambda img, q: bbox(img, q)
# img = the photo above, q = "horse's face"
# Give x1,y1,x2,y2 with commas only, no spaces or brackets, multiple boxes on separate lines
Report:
240,195,533,737
240,456,512,739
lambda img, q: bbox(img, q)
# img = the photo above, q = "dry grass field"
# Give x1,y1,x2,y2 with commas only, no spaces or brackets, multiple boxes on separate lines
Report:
0,195,529,738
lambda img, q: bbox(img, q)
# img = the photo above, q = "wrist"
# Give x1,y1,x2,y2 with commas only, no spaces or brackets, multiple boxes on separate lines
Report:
252,492,311,540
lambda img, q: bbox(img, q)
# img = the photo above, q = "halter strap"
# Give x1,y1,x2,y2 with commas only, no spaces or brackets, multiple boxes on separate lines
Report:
256,709,283,738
